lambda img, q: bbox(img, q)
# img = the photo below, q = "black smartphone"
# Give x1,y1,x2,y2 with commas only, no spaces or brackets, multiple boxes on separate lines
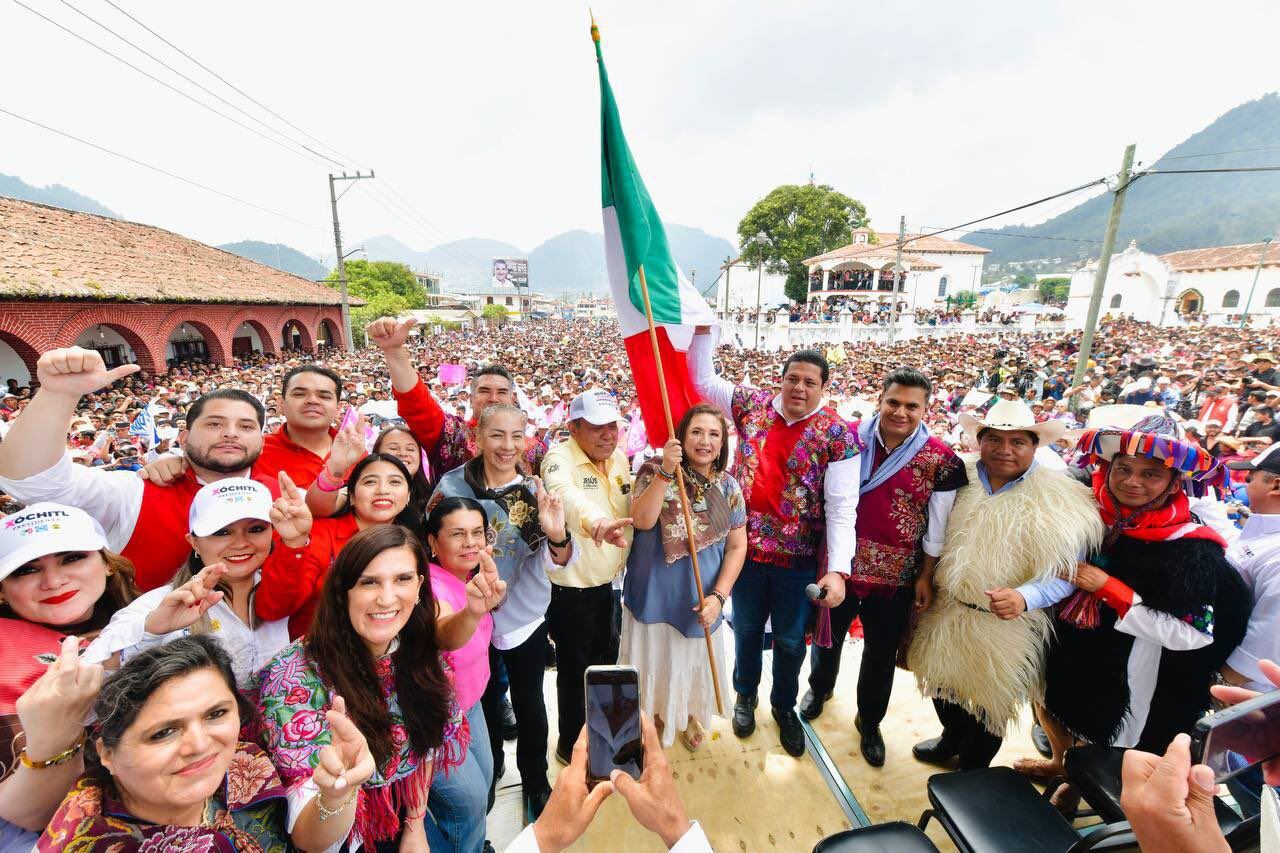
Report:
1190,688,1280,783
584,665,643,788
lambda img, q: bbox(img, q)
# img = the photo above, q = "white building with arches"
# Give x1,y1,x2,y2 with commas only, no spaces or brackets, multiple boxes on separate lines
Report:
803,227,989,309
1064,239,1280,327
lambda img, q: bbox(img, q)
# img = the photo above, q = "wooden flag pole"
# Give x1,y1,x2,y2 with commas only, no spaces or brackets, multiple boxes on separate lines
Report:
635,264,724,716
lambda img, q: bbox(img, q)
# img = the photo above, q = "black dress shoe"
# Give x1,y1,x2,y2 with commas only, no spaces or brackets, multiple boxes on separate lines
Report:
1031,723,1052,758
523,783,552,822
799,688,832,721
912,735,958,767
500,695,518,741
732,693,758,738
772,706,806,757
856,714,885,767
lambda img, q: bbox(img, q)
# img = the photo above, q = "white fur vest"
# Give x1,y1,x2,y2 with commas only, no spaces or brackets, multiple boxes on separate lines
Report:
908,457,1103,736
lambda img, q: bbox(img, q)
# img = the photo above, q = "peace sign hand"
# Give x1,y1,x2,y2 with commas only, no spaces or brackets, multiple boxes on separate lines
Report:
465,547,507,616
533,477,567,543
143,563,227,636
326,417,368,478
365,316,418,351
271,471,313,547
313,695,376,802
15,635,103,760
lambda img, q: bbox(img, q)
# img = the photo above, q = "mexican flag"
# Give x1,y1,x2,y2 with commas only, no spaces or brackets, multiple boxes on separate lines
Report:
594,21,716,447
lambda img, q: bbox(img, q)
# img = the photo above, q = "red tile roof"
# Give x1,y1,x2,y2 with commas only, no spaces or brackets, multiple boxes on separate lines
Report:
803,228,990,266
1159,241,1280,272
0,196,352,305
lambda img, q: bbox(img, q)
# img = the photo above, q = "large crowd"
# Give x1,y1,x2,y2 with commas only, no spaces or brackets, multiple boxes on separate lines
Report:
0,313,1277,852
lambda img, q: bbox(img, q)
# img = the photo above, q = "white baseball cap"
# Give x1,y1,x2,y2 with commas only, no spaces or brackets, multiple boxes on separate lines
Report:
189,478,274,537
0,503,109,582
568,390,620,426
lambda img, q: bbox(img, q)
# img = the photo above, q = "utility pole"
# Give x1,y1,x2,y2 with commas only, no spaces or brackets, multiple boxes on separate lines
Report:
329,171,375,351
754,261,764,350
1070,144,1135,412
722,256,732,317
887,215,906,345
1240,237,1273,329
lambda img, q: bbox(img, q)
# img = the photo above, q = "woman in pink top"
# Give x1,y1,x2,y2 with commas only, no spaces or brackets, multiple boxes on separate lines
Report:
426,496,506,853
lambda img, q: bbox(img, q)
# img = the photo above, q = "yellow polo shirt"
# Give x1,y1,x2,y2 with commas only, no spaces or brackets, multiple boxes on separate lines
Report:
540,438,634,589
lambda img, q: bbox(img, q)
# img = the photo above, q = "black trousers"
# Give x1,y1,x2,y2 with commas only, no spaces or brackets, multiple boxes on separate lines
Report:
547,582,619,755
806,586,914,728
481,622,550,803
933,698,1003,770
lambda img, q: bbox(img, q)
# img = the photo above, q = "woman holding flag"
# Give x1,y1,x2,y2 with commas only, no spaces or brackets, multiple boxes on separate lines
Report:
619,403,746,750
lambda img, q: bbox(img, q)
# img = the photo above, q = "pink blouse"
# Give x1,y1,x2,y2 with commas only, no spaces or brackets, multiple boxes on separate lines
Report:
429,563,493,711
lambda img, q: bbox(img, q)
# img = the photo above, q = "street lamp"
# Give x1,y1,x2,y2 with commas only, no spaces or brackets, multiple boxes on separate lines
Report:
753,231,769,350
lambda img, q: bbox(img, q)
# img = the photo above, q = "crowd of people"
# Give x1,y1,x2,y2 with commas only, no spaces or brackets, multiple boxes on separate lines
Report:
723,299,1065,328
0,311,1277,851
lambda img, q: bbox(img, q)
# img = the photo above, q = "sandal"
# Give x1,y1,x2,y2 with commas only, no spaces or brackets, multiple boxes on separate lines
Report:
679,719,706,752
1013,756,1063,781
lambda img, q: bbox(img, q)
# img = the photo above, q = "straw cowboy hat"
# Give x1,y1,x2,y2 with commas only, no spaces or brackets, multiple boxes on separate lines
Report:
959,398,1067,444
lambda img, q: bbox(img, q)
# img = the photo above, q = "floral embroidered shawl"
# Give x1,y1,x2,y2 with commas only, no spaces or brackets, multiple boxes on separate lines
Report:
253,640,468,845
37,743,289,852
635,461,738,565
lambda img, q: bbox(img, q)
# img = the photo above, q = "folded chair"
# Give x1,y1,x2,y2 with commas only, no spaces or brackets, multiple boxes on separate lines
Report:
812,821,940,852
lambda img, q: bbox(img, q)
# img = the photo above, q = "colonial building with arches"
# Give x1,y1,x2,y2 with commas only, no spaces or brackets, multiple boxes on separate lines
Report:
0,196,352,385
1064,238,1280,328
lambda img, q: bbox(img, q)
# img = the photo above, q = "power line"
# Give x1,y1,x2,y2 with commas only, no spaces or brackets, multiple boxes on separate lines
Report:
8,0,331,170
1159,145,1280,162
54,0,344,168
1138,165,1280,176
0,105,324,230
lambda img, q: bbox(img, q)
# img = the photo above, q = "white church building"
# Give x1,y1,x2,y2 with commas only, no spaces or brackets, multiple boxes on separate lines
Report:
1065,238,1280,328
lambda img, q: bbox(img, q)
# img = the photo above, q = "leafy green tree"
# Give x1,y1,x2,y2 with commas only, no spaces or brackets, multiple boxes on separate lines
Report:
737,184,869,304
481,303,509,324
950,290,979,307
1038,277,1072,302
1013,271,1037,288
349,292,411,346
325,259,424,309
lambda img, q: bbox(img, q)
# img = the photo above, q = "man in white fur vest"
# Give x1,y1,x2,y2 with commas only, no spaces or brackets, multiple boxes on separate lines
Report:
907,399,1104,769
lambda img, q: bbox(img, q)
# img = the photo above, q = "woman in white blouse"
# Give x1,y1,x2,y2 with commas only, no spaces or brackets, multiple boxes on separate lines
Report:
86,475,308,685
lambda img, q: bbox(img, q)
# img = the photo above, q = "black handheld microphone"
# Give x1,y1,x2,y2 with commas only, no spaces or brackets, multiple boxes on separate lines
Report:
805,583,827,601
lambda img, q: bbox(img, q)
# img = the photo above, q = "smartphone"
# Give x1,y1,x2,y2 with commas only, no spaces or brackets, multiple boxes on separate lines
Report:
1191,688,1280,783
584,665,643,788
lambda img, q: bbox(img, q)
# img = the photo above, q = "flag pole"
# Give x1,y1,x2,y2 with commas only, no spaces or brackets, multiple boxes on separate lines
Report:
636,263,724,716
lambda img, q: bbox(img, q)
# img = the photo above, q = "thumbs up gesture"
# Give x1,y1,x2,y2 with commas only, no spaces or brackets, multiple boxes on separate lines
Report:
37,347,140,398
465,548,507,616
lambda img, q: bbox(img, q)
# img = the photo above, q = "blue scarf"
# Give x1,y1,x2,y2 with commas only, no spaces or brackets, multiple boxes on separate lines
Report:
857,415,931,494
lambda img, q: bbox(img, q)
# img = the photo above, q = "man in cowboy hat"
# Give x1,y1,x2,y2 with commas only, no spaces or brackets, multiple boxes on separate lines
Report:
908,398,1104,770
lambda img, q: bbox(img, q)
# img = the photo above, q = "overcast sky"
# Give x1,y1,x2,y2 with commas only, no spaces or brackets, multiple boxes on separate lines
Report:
2,0,1278,266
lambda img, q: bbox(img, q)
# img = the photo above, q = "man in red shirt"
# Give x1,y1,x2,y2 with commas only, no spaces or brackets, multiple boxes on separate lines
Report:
0,347,275,590
253,365,341,487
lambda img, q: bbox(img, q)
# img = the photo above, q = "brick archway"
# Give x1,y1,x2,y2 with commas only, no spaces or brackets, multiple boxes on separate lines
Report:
226,312,278,357
0,316,53,379
316,318,341,350
54,307,165,374
280,318,314,352
159,314,231,366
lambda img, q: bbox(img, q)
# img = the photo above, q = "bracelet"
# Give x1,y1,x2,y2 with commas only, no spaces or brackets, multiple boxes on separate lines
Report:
316,787,359,822
315,468,345,493
547,533,572,549
19,735,84,770
655,466,676,481
709,590,727,608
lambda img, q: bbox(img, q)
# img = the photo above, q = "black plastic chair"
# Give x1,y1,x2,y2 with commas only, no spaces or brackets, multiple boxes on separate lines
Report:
1064,745,1259,849
917,767,1141,852
812,821,940,852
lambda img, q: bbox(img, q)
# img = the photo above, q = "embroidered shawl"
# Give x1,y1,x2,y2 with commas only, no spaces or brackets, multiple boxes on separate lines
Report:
254,641,468,845
460,456,547,551
635,461,735,565
38,743,289,852
729,387,861,566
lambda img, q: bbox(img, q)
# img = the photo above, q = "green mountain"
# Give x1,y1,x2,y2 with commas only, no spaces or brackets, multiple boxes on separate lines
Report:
218,240,328,280
961,93,1280,269
0,173,119,218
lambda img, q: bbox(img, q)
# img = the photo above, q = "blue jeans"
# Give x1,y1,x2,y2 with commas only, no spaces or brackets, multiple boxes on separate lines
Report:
425,701,493,853
731,558,814,711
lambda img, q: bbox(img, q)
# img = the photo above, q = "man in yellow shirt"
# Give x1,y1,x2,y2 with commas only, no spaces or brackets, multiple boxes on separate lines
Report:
541,390,635,763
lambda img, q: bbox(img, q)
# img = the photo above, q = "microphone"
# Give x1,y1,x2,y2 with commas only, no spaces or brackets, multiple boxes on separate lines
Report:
805,583,827,602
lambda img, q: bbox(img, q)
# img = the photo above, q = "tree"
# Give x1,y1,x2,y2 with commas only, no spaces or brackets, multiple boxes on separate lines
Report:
950,290,979,307
481,303,509,325
1013,271,1037,288
350,292,411,346
325,259,424,309
737,184,869,304
1038,277,1072,303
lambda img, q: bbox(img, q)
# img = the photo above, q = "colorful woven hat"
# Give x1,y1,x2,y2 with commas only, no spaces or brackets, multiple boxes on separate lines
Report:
1074,409,1225,495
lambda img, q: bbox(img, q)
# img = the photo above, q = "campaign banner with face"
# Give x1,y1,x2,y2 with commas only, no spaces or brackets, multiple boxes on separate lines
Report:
492,258,529,289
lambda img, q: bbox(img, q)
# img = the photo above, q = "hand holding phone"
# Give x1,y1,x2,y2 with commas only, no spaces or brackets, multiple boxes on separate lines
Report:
585,665,643,788
1205,659,1280,786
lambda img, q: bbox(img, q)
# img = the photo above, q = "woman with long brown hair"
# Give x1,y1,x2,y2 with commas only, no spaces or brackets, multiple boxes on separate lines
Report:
255,524,468,851
619,403,747,751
